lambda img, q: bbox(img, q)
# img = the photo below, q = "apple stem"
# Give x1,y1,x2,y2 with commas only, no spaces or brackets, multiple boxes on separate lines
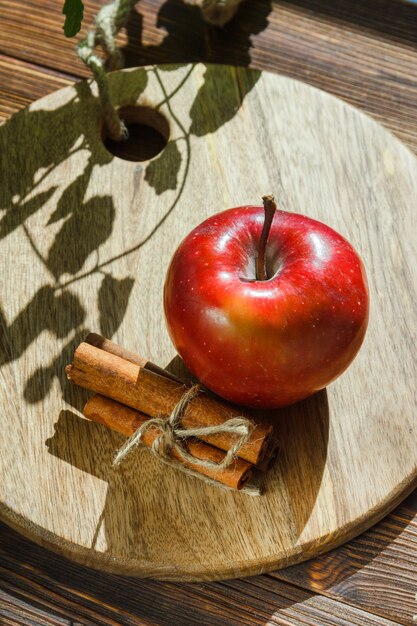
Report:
256,194,277,281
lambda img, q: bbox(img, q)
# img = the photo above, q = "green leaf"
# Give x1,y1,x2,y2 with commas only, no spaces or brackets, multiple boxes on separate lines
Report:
63,0,84,38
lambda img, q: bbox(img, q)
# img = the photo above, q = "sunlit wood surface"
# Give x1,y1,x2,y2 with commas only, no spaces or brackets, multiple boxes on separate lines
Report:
0,0,416,624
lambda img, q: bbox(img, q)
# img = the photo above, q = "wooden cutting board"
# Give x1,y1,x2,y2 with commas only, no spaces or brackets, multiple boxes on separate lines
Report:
0,64,416,581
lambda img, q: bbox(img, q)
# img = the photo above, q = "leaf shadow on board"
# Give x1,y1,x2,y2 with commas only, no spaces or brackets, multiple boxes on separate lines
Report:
189,65,261,137
98,274,135,338
2,8,274,576
0,1,268,402
0,187,58,240
0,287,86,367
23,328,91,410
46,195,115,279
0,69,149,398
144,140,182,195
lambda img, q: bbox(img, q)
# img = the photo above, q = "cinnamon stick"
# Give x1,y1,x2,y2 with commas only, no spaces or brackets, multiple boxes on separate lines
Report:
84,394,253,490
66,341,273,465
85,333,181,383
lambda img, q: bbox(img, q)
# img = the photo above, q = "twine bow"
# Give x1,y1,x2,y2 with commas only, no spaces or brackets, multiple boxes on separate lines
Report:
113,384,254,471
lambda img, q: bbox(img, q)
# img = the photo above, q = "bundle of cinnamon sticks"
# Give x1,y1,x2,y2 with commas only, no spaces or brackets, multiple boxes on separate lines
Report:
66,333,276,491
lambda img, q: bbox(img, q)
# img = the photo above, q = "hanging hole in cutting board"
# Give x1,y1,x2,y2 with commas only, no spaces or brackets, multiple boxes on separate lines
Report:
103,106,170,162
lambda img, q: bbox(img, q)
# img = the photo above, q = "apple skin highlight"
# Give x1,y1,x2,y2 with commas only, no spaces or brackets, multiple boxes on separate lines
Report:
164,206,369,408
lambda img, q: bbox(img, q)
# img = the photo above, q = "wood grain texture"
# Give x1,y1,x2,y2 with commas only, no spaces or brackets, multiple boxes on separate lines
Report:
273,490,417,626
0,520,407,626
2,0,417,152
0,63,416,580
0,55,74,121
0,587,89,626
1,0,416,622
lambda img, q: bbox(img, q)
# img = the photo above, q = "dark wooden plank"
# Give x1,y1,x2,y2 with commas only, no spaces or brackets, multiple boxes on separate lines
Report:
0,54,74,120
272,490,417,626
0,587,74,626
1,0,417,152
0,521,403,626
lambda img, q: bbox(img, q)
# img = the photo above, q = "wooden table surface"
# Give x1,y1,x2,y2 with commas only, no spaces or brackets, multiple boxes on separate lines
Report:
0,0,416,624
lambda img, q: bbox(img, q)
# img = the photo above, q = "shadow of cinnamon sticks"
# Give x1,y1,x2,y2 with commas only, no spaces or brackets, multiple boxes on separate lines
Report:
259,390,329,535
166,354,330,534
46,375,329,558
46,409,155,558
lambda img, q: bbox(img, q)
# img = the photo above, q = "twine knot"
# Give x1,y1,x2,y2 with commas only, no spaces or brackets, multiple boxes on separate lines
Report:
113,384,255,474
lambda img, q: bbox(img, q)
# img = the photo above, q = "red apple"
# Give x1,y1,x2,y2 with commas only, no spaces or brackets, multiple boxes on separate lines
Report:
164,196,369,408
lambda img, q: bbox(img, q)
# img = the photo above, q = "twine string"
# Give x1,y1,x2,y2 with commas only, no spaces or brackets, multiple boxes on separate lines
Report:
76,0,244,139
76,0,136,141
113,384,261,495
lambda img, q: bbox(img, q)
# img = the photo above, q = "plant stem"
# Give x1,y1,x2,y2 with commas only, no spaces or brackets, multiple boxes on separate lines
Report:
256,194,277,281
